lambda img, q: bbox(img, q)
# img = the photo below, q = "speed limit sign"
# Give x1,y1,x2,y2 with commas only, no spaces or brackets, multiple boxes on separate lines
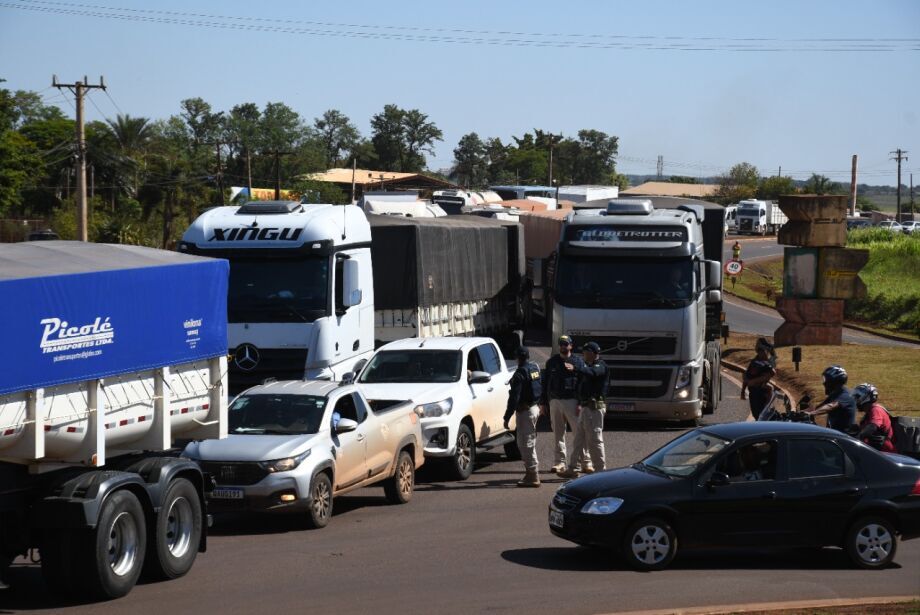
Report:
725,260,743,276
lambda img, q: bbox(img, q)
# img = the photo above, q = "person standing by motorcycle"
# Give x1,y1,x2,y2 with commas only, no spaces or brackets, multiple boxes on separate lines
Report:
807,365,857,432
740,338,777,420
853,383,897,453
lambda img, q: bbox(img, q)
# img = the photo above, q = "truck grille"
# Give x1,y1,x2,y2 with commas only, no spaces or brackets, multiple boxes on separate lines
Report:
199,461,268,486
739,218,754,231
607,367,672,399
552,492,581,512
572,335,676,356
228,347,308,394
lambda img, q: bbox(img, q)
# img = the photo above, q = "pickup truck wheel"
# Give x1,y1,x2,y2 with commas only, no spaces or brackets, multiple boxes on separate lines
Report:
504,439,522,461
144,478,201,580
447,424,475,480
85,489,147,599
306,473,332,529
383,451,414,504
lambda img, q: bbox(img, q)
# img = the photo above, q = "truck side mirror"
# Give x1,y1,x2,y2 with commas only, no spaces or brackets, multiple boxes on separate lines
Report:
706,290,722,304
704,260,722,291
343,259,362,307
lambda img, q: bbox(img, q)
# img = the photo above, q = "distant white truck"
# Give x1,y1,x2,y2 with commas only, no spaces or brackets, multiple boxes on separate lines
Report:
558,185,620,204
183,379,424,528
735,199,787,235
355,337,518,480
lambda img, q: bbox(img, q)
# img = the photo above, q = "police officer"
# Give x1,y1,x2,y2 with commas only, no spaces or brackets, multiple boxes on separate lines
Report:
504,346,543,488
541,335,590,474
807,365,857,432
559,341,608,479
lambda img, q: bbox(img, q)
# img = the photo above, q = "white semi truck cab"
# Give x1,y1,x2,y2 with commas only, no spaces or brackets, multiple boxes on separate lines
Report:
180,201,374,392
550,198,725,423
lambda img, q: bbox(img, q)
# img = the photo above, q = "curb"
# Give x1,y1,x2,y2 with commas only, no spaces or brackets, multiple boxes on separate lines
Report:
604,595,919,615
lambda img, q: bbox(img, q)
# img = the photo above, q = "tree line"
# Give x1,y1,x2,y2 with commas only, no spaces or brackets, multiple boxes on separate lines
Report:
0,81,624,246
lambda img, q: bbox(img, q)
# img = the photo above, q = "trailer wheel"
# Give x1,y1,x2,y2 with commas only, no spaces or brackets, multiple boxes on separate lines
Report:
86,489,147,599
144,478,202,580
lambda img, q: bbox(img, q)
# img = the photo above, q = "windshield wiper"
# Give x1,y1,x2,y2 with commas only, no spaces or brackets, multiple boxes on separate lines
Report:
232,427,266,434
635,461,674,479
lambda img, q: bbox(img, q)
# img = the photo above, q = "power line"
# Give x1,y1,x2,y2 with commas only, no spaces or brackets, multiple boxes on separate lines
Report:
2,1,918,52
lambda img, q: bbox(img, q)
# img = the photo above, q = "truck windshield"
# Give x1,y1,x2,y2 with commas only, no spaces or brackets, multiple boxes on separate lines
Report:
359,350,463,383
555,256,694,309
229,394,328,435
227,257,329,323
737,207,760,216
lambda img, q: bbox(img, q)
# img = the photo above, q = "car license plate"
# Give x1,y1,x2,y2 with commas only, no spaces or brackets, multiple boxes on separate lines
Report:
609,403,635,412
549,508,564,529
211,487,244,500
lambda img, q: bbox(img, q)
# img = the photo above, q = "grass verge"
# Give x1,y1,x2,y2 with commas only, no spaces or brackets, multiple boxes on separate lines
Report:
723,332,920,418
731,599,920,614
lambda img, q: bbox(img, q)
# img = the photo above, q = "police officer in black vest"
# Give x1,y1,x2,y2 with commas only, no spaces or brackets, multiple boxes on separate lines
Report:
558,341,609,478
504,346,543,487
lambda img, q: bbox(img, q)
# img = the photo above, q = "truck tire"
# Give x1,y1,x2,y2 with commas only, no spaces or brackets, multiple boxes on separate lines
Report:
383,451,414,504
305,472,333,529
41,528,79,595
85,489,147,599
143,477,201,580
447,424,476,480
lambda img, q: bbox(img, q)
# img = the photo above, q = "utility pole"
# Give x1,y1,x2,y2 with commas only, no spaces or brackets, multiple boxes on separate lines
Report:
204,141,226,206
656,155,663,180
890,148,908,222
266,150,291,200
548,145,553,187
53,75,106,241
911,173,915,216
350,157,357,204
849,154,858,217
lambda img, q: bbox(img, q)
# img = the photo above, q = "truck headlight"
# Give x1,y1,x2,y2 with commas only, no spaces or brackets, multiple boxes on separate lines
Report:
261,449,311,473
675,364,694,389
581,497,624,515
414,398,453,418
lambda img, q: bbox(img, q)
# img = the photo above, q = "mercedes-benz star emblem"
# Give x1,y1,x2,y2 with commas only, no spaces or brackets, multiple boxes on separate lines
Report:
234,343,260,371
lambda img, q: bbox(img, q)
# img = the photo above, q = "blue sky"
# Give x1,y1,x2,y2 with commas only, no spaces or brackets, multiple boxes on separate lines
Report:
2,0,918,185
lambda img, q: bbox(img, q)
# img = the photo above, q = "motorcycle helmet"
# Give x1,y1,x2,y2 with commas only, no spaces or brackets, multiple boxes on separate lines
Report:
852,383,879,408
821,365,848,394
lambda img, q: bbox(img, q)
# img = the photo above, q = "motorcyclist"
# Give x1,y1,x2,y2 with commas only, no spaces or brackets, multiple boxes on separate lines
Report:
807,365,857,432
853,383,896,453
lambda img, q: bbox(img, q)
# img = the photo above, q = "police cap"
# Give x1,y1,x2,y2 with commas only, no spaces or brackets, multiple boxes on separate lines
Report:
583,341,601,354
516,346,530,359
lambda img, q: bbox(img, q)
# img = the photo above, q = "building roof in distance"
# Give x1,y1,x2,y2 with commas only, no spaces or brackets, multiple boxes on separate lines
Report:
622,181,720,198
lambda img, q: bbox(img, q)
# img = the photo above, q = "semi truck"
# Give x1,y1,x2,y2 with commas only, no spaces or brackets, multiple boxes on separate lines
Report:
180,202,525,393
0,241,229,599
545,197,726,424
736,199,787,235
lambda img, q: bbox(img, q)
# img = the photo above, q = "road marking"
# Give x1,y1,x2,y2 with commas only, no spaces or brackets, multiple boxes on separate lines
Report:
601,595,920,615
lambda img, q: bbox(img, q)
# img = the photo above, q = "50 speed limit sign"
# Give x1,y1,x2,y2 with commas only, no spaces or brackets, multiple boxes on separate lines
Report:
724,260,743,276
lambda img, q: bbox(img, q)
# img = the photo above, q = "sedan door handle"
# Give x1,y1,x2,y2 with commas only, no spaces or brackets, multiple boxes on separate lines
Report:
356,435,365,442
487,387,494,392
844,487,861,495
762,491,776,500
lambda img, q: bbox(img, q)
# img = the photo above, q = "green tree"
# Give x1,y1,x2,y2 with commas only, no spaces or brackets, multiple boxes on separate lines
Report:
104,114,152,197
669,176,698,184
570,129,618,184
370,104,405,170
401,109,442,172
313,109,359,168
485,137,510,183
716,162,760,203
0,130,43,216
757,175,797,200
803,173,840,195
226,103,261,190
451,132,488,188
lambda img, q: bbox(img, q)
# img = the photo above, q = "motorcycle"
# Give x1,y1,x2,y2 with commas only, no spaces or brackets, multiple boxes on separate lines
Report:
756,391,815,424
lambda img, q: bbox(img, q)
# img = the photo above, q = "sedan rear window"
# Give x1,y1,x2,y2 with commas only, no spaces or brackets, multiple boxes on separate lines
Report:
788,439,845,478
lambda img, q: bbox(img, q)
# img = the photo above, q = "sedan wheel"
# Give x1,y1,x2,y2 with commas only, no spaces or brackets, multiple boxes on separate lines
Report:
846,516,897,569
623,517,677,571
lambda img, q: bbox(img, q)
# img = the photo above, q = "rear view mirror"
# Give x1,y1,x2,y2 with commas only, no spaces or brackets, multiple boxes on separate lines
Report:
335,418,358,433
704,260,722,291
343,259,362,307
468,370,491,384
707,471,730,489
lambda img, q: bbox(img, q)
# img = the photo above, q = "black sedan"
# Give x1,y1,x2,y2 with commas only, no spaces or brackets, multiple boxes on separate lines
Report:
549,422,920,571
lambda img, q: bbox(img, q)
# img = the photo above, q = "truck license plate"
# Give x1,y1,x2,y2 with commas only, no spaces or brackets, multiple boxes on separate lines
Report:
549,509,564,529
211,488,244,500
609,403,635,412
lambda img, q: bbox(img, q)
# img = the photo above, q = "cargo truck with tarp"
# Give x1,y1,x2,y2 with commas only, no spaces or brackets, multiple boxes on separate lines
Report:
0,241,229,599
181,202,525,393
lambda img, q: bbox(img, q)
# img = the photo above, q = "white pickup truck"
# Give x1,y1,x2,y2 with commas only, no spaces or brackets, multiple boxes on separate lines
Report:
182,379,424,528
354,337,519,480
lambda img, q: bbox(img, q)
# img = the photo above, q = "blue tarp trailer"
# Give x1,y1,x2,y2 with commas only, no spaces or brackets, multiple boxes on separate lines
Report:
0,241,228,395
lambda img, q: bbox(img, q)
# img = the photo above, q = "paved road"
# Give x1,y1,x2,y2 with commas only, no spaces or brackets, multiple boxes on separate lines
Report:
4,374,918,615
720,238,916,348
